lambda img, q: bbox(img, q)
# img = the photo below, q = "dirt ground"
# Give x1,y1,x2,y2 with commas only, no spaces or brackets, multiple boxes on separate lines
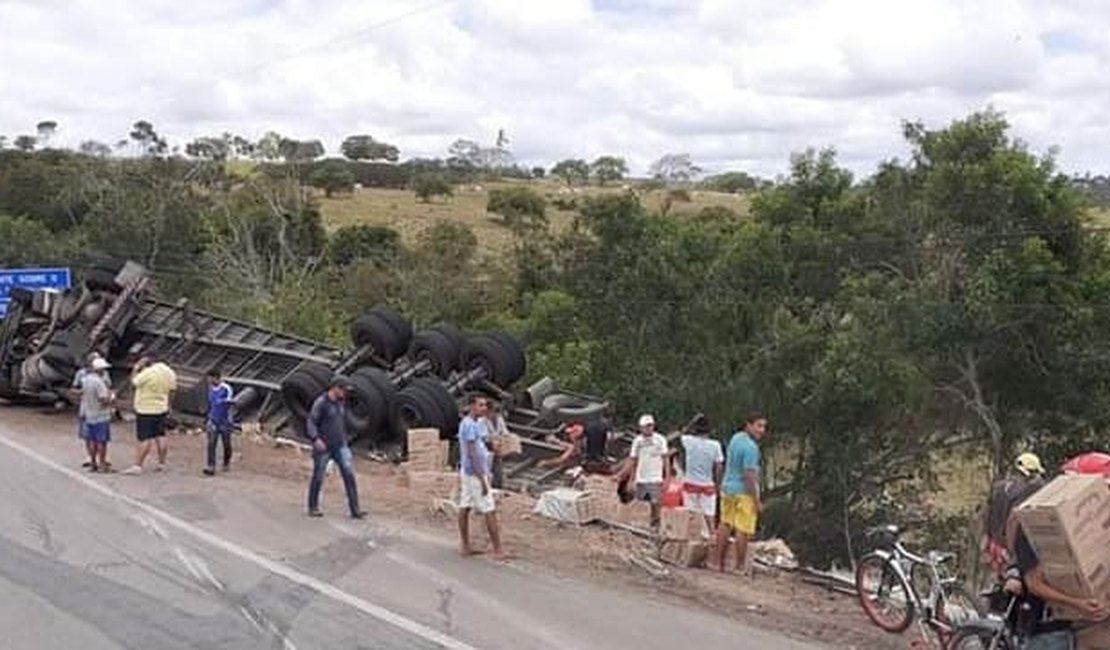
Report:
5,405,909,649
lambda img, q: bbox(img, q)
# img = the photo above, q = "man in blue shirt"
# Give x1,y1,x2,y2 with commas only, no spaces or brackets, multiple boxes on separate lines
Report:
306,376,366,519
712,412,768,575
457,394,505,559
203,369,235,476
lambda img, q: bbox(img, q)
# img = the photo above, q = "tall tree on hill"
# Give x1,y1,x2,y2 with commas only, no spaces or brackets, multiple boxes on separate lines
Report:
340,134,400,162
129,120,168,157
79,140,112,157
650,153,702,183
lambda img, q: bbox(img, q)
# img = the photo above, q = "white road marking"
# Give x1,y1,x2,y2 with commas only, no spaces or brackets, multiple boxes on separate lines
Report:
0,433,480,650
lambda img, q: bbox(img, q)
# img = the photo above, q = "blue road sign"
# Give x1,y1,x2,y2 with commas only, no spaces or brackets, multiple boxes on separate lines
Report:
0,267,72,318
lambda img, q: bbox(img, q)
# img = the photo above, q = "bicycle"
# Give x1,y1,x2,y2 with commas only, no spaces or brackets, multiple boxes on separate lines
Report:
948,574,1075,650
856,524,984,648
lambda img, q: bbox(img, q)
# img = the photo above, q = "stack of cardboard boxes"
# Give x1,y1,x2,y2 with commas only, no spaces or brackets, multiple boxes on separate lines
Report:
401,427,457,501
658,508,711,568
1015,473,1110,645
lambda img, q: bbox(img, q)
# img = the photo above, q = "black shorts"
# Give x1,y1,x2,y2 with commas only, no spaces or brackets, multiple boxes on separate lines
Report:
136,413,167,441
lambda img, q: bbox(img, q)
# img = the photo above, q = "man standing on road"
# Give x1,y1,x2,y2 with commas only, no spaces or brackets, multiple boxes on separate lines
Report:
80,357,115,473
680,415,724,533
712,412,767,575
306,376,366,519
203,369,235,476
623,414,669,529
121,355,177,475
458,394,505,559
72,352,102,469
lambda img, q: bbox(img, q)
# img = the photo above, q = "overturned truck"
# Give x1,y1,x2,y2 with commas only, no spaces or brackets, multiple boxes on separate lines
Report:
0,261,613,491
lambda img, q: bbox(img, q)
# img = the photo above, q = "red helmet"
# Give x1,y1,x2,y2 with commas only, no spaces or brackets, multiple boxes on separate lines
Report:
1062,452,1110,483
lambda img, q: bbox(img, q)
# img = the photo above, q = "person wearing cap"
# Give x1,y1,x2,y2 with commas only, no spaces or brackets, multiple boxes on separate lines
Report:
72,352,105,469
983,451,1046,576
305,376,366,519
121,355,177,475
80,357,115,472
623,414,669,528
713,412,767,575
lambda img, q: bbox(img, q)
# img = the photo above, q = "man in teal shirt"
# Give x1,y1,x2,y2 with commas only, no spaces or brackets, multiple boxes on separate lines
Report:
712,413,767,575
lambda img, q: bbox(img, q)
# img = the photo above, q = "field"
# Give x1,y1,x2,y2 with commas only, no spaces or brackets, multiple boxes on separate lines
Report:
316,180,751,254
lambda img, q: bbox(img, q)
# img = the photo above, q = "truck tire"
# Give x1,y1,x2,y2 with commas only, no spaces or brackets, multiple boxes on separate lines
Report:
429,322,465,365
280,363,332,425
409,329,461,379
351,311,405,363
462,335,523,388
84,263,122,293
394,378,460,442
347,367,398,443
367,306,413,349
486,331,526,383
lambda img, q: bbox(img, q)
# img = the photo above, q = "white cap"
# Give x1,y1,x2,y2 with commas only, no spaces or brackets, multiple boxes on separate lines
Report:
638,414,655,427
91,358,111,370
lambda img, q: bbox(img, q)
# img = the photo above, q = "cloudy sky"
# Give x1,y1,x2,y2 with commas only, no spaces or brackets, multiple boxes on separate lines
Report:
1,0,1108,177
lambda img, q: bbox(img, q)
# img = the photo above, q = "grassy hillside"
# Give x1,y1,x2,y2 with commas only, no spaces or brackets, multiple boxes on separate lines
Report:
317,180,751,254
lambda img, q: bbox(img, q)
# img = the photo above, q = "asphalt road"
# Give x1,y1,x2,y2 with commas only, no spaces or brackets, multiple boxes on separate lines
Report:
0,423,821,650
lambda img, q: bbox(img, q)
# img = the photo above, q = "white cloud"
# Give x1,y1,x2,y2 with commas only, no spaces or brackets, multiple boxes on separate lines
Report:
1,0,1109,177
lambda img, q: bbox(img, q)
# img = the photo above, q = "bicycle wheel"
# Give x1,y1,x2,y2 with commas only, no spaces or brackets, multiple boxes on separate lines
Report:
856,552,916,633
947,626,1010,650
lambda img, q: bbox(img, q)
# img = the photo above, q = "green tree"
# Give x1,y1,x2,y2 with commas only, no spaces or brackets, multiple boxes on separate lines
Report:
341,134,399,162
79,140,112,157
13,135,36,151
0,213,77,266
487,186,547,233
129,120,168,157
308,159,355,197
412,174,453,202
279,138,325,163
550,159,589,186
703,171,759,193
589,156,628,185
35,121,58,148
185,135,232,161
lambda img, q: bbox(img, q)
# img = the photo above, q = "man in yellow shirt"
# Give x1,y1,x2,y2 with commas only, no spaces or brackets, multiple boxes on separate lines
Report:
121,356,177,475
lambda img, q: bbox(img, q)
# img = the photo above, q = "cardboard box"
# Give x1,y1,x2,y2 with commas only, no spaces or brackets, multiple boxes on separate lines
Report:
406,428,449,472
659,540,709,568
533,488,597,524
1016,474,1110,619
403,470,458,499
491,432,523,457
614,501,654,529
660,508,711,541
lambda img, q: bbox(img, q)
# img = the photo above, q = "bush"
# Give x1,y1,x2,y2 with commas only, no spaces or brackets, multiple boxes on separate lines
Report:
487,186,547,232
668,188,692,202
308,158,355,197
551,197,578,211
328,224,400,267
412,175,453,202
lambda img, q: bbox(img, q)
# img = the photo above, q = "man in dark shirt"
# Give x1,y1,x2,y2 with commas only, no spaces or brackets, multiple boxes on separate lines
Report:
1012,526,1107,640
306,376,366,519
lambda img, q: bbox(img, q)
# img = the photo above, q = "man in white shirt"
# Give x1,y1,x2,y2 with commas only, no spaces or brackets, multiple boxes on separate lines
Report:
679,415,724,532
623,414,669,528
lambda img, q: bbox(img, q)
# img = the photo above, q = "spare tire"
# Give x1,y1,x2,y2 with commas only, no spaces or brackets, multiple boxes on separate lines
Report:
540,393,609,424
409,329,461,379
347,367,398,443
463,335,523,388
280,362,332,426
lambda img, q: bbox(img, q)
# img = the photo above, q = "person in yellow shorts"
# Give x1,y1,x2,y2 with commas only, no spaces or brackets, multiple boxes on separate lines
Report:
712,413,767,574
